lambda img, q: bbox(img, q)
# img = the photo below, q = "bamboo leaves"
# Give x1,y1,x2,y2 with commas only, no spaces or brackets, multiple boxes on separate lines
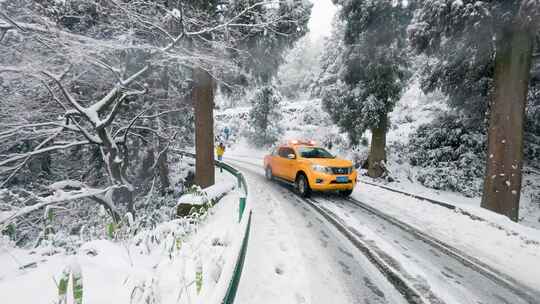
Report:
195,261,203,295
57,261,83,304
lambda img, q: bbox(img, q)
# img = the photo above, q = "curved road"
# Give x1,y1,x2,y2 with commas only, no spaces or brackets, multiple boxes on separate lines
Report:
234,160,408,304
230,157,539,304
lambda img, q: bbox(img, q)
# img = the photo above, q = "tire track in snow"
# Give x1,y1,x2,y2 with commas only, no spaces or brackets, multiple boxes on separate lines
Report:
344,197,539,303
311,195,539,304
301,197,431,304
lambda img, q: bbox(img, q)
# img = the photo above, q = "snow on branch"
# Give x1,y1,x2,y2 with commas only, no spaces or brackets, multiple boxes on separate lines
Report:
0,126,63,187
0,183,121,229
0,11,24,42
0,141,91,168
0,0,308,233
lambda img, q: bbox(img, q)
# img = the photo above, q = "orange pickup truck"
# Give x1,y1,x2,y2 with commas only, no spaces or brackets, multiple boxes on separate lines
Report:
263,140,357,197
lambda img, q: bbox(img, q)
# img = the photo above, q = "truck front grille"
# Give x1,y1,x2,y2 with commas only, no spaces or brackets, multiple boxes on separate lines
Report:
331,167,351,175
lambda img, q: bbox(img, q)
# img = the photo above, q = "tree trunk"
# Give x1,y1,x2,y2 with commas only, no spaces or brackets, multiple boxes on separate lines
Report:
193,68,215,188
97,127,135,216
481,21,533,222
368,115,387,178
156,125,170,194
137,146,155,188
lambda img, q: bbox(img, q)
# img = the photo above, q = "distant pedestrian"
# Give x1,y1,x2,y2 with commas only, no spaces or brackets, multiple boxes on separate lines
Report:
223,126,231,140
216,142,226,161
216,143,226,172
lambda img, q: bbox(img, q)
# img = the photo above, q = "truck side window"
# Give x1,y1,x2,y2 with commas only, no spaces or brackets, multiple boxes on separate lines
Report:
279,147,295,159
278,148,288,158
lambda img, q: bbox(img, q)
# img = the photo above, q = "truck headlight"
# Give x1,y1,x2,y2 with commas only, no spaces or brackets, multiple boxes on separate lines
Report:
312,164,332,174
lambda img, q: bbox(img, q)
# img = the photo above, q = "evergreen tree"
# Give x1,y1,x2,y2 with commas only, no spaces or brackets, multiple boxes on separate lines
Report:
322,0,414,178
409,115,486,197
221,0,313,94
410,0,540,221
246,86,284,147
312,18,346,98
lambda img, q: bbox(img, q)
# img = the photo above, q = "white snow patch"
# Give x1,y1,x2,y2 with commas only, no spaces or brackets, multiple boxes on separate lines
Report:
0,170,249,304
177,181,235,206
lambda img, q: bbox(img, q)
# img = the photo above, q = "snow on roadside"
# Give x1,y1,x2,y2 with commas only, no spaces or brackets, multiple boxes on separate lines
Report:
358,176,540,243
352,183,540,291
0,169,245,304
359,168,540,231
177,180,235,206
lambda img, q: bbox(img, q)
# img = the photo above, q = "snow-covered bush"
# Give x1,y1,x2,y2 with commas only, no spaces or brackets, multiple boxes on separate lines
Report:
0,234,14,251
349,147,370,170
245,86,284,147
408,115,486,197
525,87,540,165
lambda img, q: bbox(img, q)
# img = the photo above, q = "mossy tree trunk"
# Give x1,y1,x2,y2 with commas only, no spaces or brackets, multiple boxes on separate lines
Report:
481,21,533,222
368,115,387,178
193,68,215,188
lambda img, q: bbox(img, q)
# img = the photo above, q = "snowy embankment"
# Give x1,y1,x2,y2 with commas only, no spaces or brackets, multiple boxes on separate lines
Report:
177,181,236,206
0,169,247,304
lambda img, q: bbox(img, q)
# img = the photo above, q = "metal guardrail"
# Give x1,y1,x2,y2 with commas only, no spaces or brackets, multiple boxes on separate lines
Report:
215,160,249,222
173,150,250,303
222,210,252,304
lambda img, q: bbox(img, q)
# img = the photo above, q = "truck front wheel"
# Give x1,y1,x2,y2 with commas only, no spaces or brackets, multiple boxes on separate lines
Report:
339,189,353,197
265,167,273,181
296,174,312,198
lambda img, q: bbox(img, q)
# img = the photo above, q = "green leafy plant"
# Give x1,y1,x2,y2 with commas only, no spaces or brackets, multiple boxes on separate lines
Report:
57,262,83,304
195,262,203,295
107,222,116,240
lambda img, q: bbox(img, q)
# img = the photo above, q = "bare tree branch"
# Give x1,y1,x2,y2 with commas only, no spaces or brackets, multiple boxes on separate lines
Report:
0,141,91,168
0,185,122,228
41,71,87,118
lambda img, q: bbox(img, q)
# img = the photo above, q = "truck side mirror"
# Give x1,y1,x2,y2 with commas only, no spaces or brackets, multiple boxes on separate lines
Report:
287,154,296,160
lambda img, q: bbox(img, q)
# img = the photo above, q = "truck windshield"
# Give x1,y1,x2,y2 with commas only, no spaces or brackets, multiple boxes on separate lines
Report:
298,147,334,159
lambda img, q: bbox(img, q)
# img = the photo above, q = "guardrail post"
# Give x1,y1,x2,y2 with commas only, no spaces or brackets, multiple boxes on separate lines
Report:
239,195,246,223
238,177,246,222
237,175,242,189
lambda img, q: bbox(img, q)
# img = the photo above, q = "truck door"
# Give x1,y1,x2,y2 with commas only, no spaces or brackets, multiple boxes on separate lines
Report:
280,147,297,181
273,147,287,178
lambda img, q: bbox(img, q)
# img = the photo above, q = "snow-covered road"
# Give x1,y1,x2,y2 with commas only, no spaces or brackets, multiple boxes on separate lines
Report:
227,156,539,304
233,160,408,304
312,196,535,304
